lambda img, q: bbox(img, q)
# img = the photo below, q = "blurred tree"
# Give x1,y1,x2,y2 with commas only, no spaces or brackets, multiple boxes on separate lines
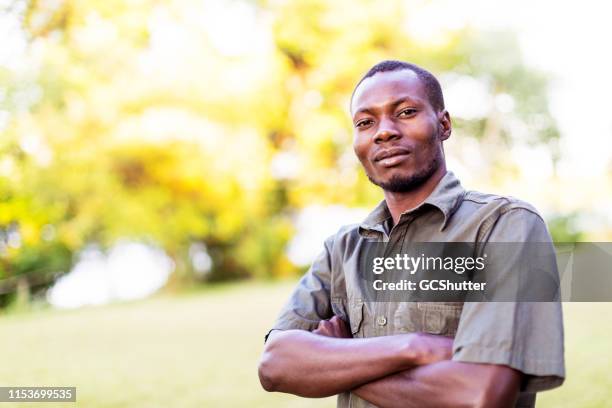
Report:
0,0,563,307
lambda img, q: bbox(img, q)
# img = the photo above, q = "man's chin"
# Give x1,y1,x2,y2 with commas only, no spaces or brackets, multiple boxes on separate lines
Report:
368,166,438,193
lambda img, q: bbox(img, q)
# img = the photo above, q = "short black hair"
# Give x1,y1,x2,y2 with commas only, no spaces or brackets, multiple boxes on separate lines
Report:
351,60,445,112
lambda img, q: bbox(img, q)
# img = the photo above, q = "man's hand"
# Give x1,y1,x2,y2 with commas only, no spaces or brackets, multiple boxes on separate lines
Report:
313,315,351,338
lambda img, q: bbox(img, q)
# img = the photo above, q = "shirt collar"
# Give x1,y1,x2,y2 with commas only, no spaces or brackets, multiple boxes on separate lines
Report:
359,171,465,235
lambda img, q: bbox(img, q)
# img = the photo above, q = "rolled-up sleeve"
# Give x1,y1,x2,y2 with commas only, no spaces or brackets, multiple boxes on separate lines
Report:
452,206,565,393
265,236,334,342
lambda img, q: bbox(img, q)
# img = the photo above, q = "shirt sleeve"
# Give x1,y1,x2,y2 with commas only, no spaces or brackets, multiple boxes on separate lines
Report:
264,236,335,343
452,207,565,393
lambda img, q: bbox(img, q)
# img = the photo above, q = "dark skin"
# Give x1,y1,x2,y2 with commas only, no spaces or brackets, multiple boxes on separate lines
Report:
258,69,521,407
351,69,450,225
318,317,520,408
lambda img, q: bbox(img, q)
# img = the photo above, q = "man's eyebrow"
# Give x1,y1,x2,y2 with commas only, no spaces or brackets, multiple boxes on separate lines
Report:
352,97,419,118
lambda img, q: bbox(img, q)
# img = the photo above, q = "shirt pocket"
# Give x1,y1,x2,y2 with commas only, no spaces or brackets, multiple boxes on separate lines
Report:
420,302,463,337
394,302,463,337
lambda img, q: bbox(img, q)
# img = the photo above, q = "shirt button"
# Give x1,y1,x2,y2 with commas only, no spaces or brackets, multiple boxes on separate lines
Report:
376,316,387,326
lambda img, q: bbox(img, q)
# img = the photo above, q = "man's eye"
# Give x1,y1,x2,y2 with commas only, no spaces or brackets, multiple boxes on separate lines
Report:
398,108,417,117
356,119,373,128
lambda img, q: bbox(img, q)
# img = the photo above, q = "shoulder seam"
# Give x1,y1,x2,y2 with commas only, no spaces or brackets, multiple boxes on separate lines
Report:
462,195,511,205
463,190,517,205
475,203,545,242
499,206,545,222
463,193,542,219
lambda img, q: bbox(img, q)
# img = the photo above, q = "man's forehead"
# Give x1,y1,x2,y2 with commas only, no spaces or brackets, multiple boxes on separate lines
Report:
351,69,427,114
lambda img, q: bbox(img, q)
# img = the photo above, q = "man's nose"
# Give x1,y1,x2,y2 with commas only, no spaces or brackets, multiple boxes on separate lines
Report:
374,118,400,144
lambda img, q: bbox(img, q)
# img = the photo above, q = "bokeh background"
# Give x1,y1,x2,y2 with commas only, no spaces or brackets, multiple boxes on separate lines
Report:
1,0,611,407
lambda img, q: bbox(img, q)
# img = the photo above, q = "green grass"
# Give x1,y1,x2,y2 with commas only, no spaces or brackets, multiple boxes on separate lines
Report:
0,281,610,407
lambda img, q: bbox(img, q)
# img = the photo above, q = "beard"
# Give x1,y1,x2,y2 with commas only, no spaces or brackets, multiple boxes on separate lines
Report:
367,152,441,193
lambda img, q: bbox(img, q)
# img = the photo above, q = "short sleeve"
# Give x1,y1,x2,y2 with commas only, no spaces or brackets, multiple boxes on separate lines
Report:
452,207,565,393
264,236,334,343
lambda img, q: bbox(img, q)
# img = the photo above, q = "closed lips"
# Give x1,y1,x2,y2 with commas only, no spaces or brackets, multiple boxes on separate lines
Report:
373,148,411,162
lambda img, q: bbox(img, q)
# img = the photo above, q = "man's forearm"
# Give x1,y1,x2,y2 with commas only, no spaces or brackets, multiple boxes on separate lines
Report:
258,329,419,398
353,360,521,408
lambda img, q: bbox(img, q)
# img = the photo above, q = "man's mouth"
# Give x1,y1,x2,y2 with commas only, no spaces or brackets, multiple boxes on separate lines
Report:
373,147,411,167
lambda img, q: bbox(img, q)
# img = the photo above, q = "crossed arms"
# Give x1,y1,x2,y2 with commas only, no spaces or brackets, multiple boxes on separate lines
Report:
258,316,521,408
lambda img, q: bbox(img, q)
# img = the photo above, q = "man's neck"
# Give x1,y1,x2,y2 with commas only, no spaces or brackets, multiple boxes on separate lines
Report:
383,165,447,226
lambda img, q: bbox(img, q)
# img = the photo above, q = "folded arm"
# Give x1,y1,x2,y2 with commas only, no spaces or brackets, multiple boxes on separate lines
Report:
258,316,451,398
259,316,521,407
353,360,521,408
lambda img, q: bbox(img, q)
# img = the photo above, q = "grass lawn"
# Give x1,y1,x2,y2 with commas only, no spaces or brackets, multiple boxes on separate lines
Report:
0,280,610,407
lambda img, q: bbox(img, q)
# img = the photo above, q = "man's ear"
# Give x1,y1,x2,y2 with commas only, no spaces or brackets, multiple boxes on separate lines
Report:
438,110,452,141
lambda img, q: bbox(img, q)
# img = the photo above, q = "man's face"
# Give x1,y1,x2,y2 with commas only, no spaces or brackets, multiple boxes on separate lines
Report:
351,69,450,192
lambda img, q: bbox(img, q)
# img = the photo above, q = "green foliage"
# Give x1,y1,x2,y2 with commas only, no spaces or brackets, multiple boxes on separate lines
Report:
548,213,585,243
0,0,564,306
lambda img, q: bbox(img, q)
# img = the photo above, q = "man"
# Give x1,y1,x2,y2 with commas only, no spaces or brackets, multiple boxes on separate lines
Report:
258,60,564,407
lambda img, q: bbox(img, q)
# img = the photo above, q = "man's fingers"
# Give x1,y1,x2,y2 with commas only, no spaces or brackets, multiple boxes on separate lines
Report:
329,316,342,324
318,317,339,328
314,320,332,334
329,316,345,327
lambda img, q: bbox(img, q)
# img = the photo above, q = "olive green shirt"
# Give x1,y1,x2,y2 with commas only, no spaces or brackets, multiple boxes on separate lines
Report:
268,171,565,407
